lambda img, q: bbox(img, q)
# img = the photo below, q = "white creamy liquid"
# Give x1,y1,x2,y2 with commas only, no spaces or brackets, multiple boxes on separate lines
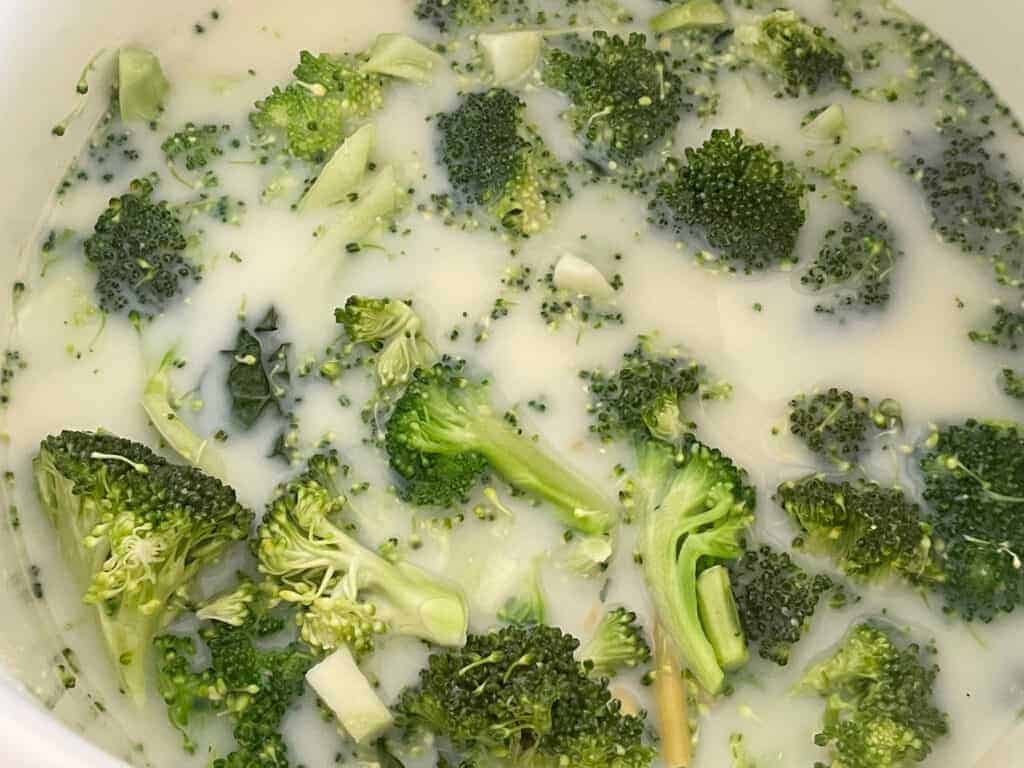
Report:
2,1,1023,766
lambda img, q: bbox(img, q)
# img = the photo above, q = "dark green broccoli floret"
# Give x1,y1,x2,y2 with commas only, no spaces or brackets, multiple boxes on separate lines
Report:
578,606,651,677
651,129,807,272
796,622,949,768
735,10,850,97
257,451,468,654
384,357,616,533
162,122,228,186
1001,368,1024,400
801,201,901,315
728,544,833,666
634,438,753,694
775,475,941,585
155,611,313,766
788,388,902,470
968,305,1024,350
436,88,567,236
32,430,252,703
581,337,730,445
542,32,686,165
396,623,655,768
83,177,198,317
414,0,525,32
919,419,1024,621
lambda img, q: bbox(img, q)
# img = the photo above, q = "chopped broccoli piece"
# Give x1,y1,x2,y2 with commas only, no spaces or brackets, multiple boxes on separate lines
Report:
651,0,730,35
652,129,807,272
582,337,730,445
83,177,198,317
32,430,252,703
696,563,748,672
436,88,567,236
497,559,546,625
1001,368,1024,400
316,164,409,252
118,47,170,122
414,0,524,32
578,606,651,677
256,451,468,654
336,296,436,388
361,33,442,84
735,11,850,97
308,646,394,744
788,388,902,471
968,305,1024,350
384,357,616,533
796,622,949,768
729,544,834,666
299,123,374,211
634,438,754,694
161,122,227,188
775,475,941,585
542,32,686,165
919,419,1024,621
396,623,655,767
195,578,260,627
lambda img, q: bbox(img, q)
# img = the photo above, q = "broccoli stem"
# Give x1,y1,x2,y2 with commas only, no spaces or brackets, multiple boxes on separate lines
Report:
696,565,748,672
471,414,616,534
98,609,160,706
653,624,691,768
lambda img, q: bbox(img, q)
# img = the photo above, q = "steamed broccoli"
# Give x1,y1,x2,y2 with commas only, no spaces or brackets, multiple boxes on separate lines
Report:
796,622,949,768
161,122,228,187
396,623,655,767
542,32,686,165
384,357,616,534
436,88,567,236
735,11,850,97
775,475,940,585
256,451,468,655
32,430,252,703
651,129,807,272
578,606,651,677
788,388,902,471
83,177,198,317
581,337,731,445
968,305,1024,350
1001,368,1024,400
497,559,546,625
414,0,525,32
336,296,436,388
635,438,753,694
728,544,833,666
919,419,1024,621
118,47,170,123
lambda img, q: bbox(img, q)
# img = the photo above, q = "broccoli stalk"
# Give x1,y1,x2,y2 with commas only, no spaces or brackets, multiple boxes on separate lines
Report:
578,606,651,677
385,358,617,533
33,431,252,703
257,451,468,652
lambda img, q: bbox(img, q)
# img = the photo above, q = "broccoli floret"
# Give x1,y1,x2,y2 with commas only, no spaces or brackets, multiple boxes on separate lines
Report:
155,612,313,766
651,129,807,272
256,451,468,654
788,388,902,471
542,32,686,165
968,305,1024,350
801,201,901,316
436,88,567,236
775,475,941,585
634,438,754,694
581,337,730,445
497,559,546,625
578,606,651,677
196,578,260,627
336,296,436,388
384,357,616,533
414,0,525,32
162,122,227,187
396,623,655,767
32,430,252,703
82,177,198,317
728,544,833,666
796,622,949,768
1001,368,1024,400
919,419,1024,621
735,11,850,97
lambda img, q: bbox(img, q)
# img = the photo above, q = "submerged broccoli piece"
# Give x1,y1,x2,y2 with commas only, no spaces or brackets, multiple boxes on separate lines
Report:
32,430,252,703
118,47,170,123
802,201,901,316
735,11,850,97
414,0,522,32
796,622,949,768
256,451,468,655
497,559,546,626
775,475,941,585
162,122,227,187
729,544,833,666
919,419,1024,621
542,32,686,165
652,129,807,272
788,388,902,471
635,438,753,694
396,623,655,768
581,337,730,445
436,88,567,236
83,177,198,317
578,606,651,677
384,357,616,533
1001,368,1024,400
336,296,436,388
968,305,1024,350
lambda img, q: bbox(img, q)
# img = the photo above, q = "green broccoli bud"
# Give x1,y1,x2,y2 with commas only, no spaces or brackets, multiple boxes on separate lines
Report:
578,606,651,677
1001,368,1024,400
196,579,259,627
